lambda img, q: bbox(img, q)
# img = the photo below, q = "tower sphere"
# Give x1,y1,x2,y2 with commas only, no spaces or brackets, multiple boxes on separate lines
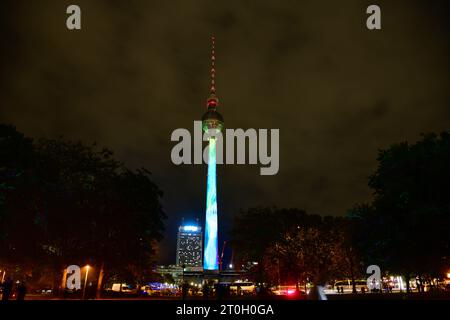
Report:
202,93,224,132
202,109,224,133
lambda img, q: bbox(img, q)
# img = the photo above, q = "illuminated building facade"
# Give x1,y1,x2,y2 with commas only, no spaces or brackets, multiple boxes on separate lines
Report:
202,36,224,271
176,225,203,267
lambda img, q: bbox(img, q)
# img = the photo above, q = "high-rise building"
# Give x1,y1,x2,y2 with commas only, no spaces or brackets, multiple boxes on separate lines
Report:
176,225,203,267
202,36,224,271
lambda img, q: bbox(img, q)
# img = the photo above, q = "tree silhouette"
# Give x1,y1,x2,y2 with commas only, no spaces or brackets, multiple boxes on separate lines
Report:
230,207,358,290
353,132,450,291
0,124,166,294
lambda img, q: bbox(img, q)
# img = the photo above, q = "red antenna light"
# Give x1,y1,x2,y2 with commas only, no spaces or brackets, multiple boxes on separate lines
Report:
210,36,216,95
207,36,219,109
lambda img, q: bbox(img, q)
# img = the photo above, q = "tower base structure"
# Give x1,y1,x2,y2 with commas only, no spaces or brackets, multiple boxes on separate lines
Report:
178,268,250,300
180,269,244,283
203,269,220,278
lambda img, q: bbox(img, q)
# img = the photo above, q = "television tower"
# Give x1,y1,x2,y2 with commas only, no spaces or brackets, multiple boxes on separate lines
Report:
202,36,224,271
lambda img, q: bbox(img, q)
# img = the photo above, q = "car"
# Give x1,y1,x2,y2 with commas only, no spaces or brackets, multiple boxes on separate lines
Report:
110,283,136,294
330,280,369,294
33,288,53,295
271,286,307,298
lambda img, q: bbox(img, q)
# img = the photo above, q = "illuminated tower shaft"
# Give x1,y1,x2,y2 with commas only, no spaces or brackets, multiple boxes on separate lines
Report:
204,137,218,270
202,36,223,271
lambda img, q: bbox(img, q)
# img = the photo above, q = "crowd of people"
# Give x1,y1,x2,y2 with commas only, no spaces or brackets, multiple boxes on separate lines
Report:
1,277,27,301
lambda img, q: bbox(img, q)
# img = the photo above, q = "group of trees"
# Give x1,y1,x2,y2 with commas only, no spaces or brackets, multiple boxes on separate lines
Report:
230,208,362,292
350,132,450,291
0,124,166,295
231,132,450,292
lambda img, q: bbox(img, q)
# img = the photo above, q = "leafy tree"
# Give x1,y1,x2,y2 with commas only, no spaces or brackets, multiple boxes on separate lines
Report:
272,227,337,289
0,124,41,272
230,207,357,289
353,132,450,291
0,125,166,295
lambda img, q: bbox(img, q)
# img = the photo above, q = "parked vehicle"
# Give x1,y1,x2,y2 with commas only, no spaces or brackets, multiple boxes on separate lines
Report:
325,280,369,294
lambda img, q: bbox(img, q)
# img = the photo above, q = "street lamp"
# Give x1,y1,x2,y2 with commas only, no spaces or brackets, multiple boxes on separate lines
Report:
82,265,90,300
181,264,186,300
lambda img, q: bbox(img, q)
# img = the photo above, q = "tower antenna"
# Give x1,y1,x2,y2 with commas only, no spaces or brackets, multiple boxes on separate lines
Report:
207,36,219,109
210,36,216,95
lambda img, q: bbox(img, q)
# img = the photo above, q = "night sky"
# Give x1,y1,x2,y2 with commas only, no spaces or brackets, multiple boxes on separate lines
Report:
1,0,449,264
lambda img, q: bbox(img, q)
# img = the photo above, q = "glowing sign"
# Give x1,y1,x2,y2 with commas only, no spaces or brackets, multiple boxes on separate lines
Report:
183,225,199,232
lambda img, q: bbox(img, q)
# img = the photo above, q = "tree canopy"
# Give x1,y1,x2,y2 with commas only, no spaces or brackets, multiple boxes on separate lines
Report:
0,124,166,290
350,132,450,287
229,207,361,288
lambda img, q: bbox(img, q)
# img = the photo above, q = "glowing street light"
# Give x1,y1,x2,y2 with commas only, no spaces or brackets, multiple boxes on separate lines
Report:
82,265,90,300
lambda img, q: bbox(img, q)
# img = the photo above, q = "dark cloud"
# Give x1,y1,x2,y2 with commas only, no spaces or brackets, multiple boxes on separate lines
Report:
1,0,449,264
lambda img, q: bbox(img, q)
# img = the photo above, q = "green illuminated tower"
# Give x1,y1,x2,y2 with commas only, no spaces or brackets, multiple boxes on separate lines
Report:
202,36,224,271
